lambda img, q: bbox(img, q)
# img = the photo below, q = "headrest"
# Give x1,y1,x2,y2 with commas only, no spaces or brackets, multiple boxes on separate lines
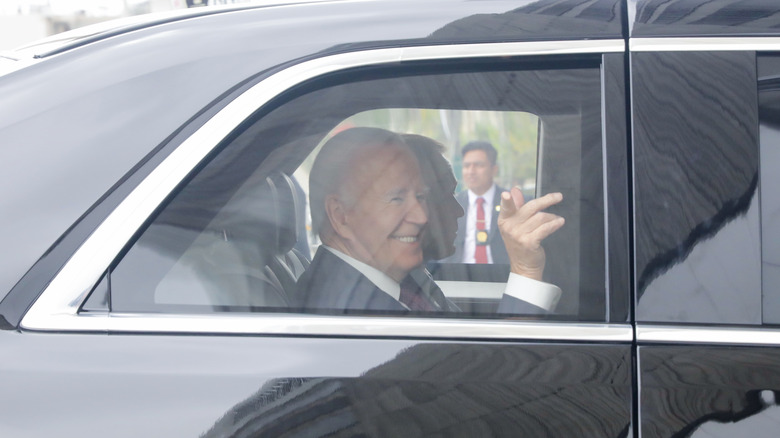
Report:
202,171,301,257
262,172,300,254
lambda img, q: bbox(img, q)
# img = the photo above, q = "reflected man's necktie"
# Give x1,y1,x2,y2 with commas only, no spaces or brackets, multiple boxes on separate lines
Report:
474,197,488,264
399,276,436,311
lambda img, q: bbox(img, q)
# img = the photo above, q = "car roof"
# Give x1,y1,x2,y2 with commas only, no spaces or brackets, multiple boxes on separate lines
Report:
6,2,301,60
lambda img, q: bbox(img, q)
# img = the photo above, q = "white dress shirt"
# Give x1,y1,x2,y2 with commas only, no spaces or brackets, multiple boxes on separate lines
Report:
463,184,497,264
324,246,401,300
323,245,560,312
504,274,561,311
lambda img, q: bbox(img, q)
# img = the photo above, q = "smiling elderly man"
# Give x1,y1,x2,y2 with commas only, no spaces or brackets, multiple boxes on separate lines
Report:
293,127,565,314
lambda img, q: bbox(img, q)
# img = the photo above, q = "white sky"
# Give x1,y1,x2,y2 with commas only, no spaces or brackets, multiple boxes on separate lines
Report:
0,0,249,50
2,1,172,16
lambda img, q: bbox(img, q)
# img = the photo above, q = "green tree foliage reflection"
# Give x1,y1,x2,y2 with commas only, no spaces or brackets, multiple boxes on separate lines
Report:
343,109,539,197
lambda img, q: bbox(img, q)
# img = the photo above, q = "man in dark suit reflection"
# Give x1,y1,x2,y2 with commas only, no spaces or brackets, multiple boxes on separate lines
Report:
292,128,564,314
447,141,509,264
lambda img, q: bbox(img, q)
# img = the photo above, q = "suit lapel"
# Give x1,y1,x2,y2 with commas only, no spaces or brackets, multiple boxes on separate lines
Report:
302,248,405,311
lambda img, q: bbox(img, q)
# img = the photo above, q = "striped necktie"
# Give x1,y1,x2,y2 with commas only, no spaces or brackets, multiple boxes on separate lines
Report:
399,275,436,311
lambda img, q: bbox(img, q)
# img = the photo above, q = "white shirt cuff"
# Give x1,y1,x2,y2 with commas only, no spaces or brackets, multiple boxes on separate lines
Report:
504,273,562,312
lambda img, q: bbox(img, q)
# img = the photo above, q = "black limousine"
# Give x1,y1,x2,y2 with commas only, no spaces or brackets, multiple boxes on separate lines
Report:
2,1,780,436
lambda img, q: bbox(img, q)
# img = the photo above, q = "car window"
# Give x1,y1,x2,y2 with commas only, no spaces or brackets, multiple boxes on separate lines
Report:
759,54,780,324
634,51,761,324
108,59,610,321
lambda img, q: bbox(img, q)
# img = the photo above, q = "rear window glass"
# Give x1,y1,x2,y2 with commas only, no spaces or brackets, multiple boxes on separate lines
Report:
107,60,609,322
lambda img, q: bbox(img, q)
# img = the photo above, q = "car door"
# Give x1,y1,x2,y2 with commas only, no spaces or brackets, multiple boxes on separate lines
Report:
2,3,634,437
630,1,780,436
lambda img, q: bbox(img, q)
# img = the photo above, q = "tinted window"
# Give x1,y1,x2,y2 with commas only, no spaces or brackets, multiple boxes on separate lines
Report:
634,51,761,324
759,55,780,324
108,59,609,321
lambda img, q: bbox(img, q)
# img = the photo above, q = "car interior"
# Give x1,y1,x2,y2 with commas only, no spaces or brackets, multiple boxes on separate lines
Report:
103,57,607,320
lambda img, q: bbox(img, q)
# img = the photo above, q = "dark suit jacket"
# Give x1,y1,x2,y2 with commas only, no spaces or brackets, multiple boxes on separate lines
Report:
294,247,547,315
446,186,509,264
292,247,459,313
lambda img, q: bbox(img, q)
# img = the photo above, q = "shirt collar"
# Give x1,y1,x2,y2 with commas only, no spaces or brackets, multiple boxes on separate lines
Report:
468,183,497,206
323,246,401,300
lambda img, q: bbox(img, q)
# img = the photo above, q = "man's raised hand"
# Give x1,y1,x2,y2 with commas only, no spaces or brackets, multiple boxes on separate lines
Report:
498,188,565,281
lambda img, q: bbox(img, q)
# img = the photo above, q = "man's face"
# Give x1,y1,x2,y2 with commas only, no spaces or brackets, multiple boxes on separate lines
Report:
341,146,429,282
462,149,497,195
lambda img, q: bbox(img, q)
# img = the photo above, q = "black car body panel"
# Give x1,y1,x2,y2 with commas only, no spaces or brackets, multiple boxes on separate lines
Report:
639,345,780,437
0,330,630,437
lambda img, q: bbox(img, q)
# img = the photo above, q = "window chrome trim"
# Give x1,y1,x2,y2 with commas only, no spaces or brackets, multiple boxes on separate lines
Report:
599,62,610,322
33,312,634,342
638,324,780,346
21,39,624,334
630,37,780,52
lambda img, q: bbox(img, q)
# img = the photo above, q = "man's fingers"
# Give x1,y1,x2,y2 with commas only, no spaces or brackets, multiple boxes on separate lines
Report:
510,186,526,209
524,192,563,212
529,215,565,241
501,191,563,223
514,211,562,232
500,190,517,217
517,192,563,219
500,190,564,243
499,187,528,219
505,212,565,242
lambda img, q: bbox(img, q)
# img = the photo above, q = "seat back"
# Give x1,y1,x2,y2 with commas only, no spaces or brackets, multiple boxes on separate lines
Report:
257,172,310,298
